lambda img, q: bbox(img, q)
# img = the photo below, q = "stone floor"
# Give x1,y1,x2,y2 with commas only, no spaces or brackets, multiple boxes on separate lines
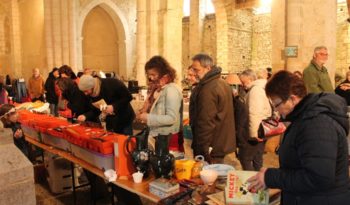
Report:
35,137,281,205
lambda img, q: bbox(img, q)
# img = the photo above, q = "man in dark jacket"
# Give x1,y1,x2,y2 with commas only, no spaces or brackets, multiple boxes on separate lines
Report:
190,53,236,163
56,77,95,121
78,75,140,205
77,75,135,135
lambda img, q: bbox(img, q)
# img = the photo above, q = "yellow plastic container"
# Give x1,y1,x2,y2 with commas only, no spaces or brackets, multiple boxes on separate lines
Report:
174,159,195,180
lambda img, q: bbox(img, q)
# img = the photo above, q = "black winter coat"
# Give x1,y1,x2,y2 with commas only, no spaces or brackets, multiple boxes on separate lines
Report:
84,78,135,134
61,80,93,119
45,72,58,104
265,93,350,205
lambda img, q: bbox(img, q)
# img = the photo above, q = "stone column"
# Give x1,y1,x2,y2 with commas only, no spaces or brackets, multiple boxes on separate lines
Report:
162,0,183,82
136,0,147,86
61,0,70,65
285,0,337,83
44,0,54,70
271,0,286,72
44,0,76,70
147,0,159,58
68,0,77,70
52,0,63,66
212,0,229,71
189,0,205,58
9,0,22,77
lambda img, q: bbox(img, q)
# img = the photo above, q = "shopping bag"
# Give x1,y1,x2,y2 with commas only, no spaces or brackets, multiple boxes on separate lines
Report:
258,118,286,139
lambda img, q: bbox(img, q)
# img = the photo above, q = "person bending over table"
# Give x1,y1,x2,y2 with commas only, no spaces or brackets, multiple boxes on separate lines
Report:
77,74,141,205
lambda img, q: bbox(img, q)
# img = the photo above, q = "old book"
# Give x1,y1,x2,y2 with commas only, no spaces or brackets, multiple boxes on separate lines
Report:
207,191,225,205
149,178,180,199
225,170,269,205
92,99,107,110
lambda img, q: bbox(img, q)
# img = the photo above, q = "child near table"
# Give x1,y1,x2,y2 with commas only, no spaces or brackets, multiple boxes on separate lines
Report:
0,104,30,158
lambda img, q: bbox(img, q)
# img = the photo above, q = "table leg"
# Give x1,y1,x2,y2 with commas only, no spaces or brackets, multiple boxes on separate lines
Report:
70,162,76,205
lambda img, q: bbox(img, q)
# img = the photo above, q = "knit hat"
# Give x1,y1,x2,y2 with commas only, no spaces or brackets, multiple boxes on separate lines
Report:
78,75,95,91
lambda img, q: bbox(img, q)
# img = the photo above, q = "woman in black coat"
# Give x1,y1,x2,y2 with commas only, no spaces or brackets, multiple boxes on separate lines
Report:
45,67,60,116
248,71,350,205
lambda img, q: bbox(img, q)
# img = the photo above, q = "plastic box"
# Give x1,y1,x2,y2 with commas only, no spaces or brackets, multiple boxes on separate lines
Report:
22,125,41,141
41,133,71,152
71,144,114,170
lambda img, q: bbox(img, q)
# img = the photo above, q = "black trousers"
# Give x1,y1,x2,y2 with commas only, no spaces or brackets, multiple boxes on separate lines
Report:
238,142,265,171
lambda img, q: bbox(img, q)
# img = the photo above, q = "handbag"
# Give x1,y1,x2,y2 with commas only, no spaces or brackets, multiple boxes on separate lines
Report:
258,100,286,139
258,117,286,139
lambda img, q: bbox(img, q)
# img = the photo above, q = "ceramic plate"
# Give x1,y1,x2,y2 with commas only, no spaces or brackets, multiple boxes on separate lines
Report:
203,164,235,177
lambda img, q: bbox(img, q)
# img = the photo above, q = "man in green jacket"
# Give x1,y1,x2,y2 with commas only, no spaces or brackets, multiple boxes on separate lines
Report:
303,46,334,93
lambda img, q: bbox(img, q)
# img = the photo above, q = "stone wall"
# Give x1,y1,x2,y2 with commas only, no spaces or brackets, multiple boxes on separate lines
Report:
251,13,272,70
182,14,217,75
202,14,217,64
228,9,253,73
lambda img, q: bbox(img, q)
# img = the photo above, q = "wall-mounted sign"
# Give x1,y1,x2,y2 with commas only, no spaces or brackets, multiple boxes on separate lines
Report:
285,46,298,57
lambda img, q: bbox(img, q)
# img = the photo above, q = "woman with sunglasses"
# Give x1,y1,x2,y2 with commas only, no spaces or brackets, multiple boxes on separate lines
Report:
248,70,350,205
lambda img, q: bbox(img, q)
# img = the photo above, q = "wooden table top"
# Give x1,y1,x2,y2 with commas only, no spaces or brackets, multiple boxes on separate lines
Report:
25,135,161,203
25,135,281,204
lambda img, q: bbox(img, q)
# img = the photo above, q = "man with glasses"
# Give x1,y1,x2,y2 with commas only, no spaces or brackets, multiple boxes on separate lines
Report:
190,53,236,164
303,46,334,93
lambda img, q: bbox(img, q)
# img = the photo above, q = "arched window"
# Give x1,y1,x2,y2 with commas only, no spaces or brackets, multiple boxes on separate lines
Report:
253,0,272,15
183,0,215,17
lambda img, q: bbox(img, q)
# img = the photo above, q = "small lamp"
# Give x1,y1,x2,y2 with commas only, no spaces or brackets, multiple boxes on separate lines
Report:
225,73,241,85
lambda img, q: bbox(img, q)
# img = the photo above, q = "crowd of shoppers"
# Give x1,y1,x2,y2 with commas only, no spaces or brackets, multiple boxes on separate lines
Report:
0,45,349,205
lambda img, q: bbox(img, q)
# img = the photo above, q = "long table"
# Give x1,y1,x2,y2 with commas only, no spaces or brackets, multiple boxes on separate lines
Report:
26,135,281,205
25,135,161,203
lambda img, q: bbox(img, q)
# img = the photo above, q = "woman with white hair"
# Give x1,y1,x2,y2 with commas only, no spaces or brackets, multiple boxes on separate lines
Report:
238,69,272,171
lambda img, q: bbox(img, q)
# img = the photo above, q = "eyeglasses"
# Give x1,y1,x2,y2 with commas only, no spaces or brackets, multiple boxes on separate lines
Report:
270,97,290,109
318,53,328,56
272,100,284,109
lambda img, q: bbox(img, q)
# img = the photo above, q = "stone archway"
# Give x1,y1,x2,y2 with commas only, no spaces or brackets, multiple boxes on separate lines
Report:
78,0,131,78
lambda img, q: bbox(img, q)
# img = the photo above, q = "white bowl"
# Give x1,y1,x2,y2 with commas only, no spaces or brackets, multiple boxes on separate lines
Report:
200,169,218,185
